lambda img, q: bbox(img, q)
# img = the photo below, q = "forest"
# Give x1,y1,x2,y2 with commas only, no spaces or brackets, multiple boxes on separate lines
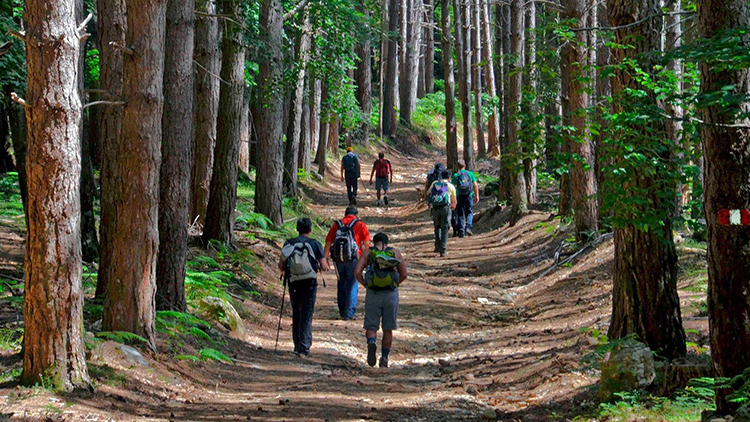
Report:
0,0,749,420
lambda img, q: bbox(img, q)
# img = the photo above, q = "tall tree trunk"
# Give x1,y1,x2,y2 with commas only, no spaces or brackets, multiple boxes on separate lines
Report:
482,0,500,157
203,0,246,244
558,41,573,218
418,29,427,98
509,0,527,221
284,11,312,195
298,90,311,172
239,100,250,173
607,0,686,360
594,0,611,220
77,0,99,263
307,78,321,171
472,0,485,161
523,0,537,204
191,0,220,226
355,0,372,145
424,0,435,94
0,103,12,173
315,84,329,176
665,0,684,216
698,0,750,413
21,0,91,391
400,0,421,124
383,0,400,136
157,0,194,312
567,0,598,241
96,0,125,299
328,115,340,153
498,3,513,201
102,0,166,351
255,0,285,226
441,0,459,171
455,0,474,169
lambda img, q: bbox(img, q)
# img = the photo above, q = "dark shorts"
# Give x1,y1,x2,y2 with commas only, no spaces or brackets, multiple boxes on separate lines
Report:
364,288,399,331
375,177,389,192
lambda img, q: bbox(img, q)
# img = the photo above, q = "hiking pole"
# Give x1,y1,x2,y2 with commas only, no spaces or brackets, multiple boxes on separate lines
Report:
274,274,287,352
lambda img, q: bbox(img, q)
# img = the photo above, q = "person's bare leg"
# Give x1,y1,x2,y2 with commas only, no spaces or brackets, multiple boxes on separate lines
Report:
366,329,378,340
382,330,393,349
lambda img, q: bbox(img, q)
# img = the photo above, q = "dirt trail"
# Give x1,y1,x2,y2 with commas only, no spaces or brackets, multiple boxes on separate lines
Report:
0,145,617,421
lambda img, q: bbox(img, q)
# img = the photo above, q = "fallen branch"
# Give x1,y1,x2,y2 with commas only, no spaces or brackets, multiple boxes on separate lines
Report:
10,92,28,108
83,100,125,109
9,29,25,42
0,273,23,283
534,232,614,282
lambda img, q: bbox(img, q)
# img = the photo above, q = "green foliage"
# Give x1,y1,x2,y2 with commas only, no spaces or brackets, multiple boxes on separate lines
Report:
87,364,127,387
597,390,712,421
176,348,233,364
0,327,23,351
96,331,148,346
185,270,233,303
85,49,100,88
0,0,26,96
0,173,24,220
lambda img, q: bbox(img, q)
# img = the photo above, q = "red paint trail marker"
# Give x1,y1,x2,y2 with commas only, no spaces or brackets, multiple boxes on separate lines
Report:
718,209,750,226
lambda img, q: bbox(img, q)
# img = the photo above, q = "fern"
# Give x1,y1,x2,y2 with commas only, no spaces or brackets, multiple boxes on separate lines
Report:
96,331,148,345
187,256,221,269
175,354,200,362
188,327,212,342
198,348,232,363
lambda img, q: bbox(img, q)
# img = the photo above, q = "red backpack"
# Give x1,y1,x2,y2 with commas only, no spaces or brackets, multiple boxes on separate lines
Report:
375,159,390,178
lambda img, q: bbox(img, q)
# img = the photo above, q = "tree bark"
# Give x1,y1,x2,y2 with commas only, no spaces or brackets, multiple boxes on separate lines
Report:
255,0,285,226
0,103,12,174
383,0,400,136
21,0,91,391
665,0,684,217
424,0,435,94
698,0,750,413
455,0,474,170
284,11,312,195
558,41,573,218
567,0,598,241
606,0,686,361
523,0,537,205
471,0,485,162
96,0,126,299
594,0,611,220
400,0,421,124
307,78,321,171
203,0,246,244
157,0,194,312
239,98,250,174
441,0,459,171
482,0,500,157
191,0,221,226
509,0,527,222
102,0,166,352
298,88,311,172
355,0,372,145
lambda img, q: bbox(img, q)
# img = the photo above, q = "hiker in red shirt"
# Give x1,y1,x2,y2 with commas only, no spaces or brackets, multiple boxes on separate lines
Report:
324,206,372,320
369,152,393,207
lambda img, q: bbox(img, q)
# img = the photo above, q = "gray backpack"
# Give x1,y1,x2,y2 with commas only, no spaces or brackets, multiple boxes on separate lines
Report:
281,241,317,283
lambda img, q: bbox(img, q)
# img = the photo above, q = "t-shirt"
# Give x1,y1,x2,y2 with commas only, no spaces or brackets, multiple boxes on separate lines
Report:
325,215,371,256
427,180,457,203
283,236,325,273
342,152,360,178
373,159,391,178
451,170,478,197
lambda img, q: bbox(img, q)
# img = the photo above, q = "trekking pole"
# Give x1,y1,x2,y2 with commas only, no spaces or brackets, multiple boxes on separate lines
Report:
274,274,287,352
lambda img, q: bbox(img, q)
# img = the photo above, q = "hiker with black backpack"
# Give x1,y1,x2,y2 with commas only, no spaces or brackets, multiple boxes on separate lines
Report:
354,232,407,368
422,162,446,200
340,147,361,205
451,160,480,237
369,152,393,207
324,206,372,320
427,170,457,257
278,218,330,357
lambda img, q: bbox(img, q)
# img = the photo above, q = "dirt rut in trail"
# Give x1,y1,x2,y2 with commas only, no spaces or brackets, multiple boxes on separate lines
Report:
0,145,615,421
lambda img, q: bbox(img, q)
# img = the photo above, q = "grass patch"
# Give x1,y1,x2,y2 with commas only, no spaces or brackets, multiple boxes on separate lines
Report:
87,363,127,387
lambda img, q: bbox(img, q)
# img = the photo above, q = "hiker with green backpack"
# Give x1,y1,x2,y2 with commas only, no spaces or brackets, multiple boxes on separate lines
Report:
278,218,330,357
354,232,407,368
451,160,480,237
427,169,457,257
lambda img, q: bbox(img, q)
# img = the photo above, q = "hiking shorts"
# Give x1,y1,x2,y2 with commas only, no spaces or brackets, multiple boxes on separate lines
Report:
364,288,399,331
375,177,389,192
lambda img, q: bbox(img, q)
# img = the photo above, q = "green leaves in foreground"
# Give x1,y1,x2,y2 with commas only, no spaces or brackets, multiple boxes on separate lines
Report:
176,348,232,364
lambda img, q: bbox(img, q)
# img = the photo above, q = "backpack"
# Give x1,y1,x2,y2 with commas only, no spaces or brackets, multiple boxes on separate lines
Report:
426,164,446,186
281,240,317,283
365,247,401,290
375,159,390,178
330,219,360,263
428,182,451,207
342,153,358,174
456,171,473,197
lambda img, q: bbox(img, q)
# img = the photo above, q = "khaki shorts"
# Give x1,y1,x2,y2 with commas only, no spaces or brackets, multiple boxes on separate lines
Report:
363,288,399,331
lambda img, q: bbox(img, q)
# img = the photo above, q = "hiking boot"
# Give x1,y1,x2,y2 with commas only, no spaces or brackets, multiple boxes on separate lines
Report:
439,250,447,257
384,196,389,206
367,342,377,367
466,229,474,236
434,246,440,253
376,200,382,207
379,357,388,368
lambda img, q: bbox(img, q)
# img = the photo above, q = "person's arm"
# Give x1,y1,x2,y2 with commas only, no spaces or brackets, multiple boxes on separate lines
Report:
473,181,480,203
354,249,369,285
324,241,332,260
389,162,393,184
423,180,430,200
324,224,336,260
451,187,457,209
395,250,408,283
369,162,376,184
319,258,330,272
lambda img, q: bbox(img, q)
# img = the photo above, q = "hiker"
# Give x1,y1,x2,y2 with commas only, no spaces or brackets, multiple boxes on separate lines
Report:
451,160,480,237
278,218,330,357
325,206,371,320
341,147,361,205
422,162,446,200
354,232,407,368
427,170,457,257
369,152,393,207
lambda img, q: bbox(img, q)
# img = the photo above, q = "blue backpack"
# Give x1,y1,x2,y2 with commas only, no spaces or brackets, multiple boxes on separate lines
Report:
428,182,451,207
456,171,473,196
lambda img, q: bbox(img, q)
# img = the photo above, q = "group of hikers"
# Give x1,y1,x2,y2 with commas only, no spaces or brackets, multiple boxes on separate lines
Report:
278,152,478,367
